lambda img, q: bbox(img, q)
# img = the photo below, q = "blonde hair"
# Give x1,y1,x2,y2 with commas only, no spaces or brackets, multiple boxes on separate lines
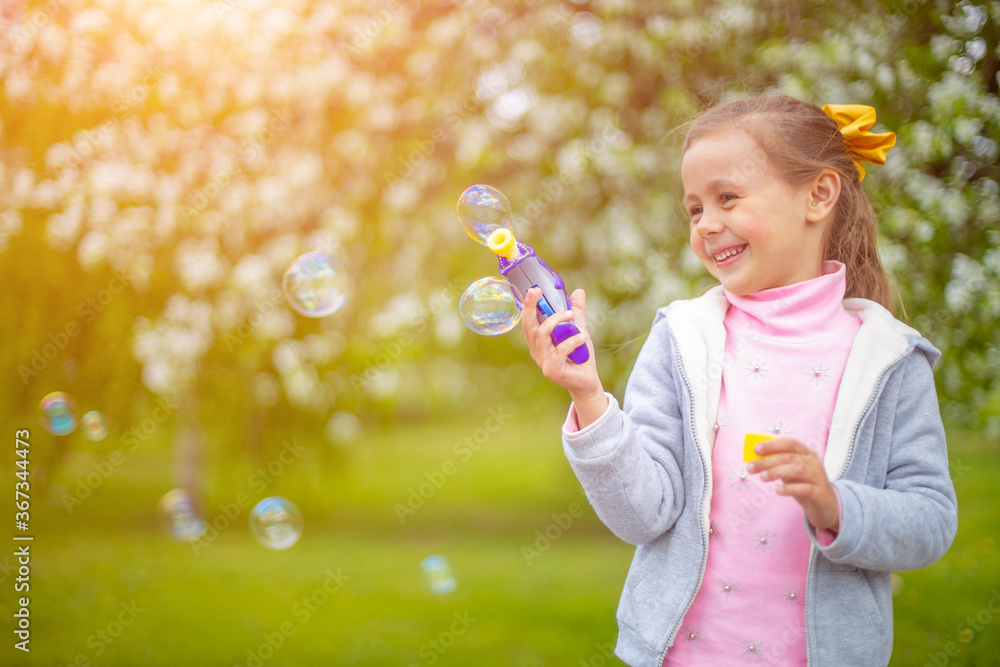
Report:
683,94,898,312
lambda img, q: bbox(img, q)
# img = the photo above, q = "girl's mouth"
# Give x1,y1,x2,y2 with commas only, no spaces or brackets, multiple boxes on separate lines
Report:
712,244,747,267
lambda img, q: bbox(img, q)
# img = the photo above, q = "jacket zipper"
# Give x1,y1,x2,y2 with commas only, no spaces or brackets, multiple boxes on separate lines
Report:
803,349,909,666
659,330,712,666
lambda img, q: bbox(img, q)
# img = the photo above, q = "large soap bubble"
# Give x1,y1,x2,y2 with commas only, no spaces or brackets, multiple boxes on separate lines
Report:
459,277,522,335
40,392,77,435
249,497,303,550
457,184,513,245
157,489,207,543
283,252,349,317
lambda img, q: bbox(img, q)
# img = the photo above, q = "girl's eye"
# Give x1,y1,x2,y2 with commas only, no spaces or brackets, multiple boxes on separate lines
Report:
720,193,739,204
689,206,703,220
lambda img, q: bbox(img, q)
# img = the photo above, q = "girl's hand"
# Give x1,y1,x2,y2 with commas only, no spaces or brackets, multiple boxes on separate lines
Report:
746,437,840,533
521,287,606,425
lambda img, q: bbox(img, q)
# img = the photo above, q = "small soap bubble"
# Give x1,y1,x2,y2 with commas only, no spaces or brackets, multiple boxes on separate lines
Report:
889,573,903,595
457,184,513,245
283,252,350,317
249,497,303,550
40,392,77,435
80,411,108,441
421,555,458,595
157,489,207,543
958,627,974,643
460,277,522,336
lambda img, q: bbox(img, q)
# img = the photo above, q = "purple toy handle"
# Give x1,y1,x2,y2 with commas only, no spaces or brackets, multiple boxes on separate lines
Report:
552,321,590,364
496,242,590,364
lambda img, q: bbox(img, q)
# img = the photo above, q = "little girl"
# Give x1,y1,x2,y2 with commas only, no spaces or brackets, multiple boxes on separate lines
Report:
522,95,958,666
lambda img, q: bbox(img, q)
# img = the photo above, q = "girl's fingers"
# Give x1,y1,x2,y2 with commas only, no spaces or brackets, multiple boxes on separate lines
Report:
551,331,587,361
536,304,576,334
569,289,589,334
759,460,816,484
753,437,812,458
522,289,550,359
747,452,796,474
774,482,819,499
521,288,541,341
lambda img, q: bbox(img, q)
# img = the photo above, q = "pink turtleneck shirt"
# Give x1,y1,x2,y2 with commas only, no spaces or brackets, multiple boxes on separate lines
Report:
663,261,861,666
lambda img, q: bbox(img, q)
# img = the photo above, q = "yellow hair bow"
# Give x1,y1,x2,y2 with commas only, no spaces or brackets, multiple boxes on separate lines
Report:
821,104,896,181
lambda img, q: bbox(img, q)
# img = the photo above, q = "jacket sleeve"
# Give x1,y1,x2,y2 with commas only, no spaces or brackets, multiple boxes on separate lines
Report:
808,350,958,570
561,316,689,545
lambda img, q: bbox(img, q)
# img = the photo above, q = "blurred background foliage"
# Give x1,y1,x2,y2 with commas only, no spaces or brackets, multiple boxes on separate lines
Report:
0,0,1000,494
2,0,999,484
7,0,1000,490
1,0,999,665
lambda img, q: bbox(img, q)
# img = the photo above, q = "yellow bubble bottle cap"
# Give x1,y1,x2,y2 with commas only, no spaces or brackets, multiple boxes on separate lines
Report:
744,433,776,462
487,228,517,258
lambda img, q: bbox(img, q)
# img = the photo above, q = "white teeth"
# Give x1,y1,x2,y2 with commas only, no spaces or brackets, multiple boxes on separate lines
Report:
713,246,744,262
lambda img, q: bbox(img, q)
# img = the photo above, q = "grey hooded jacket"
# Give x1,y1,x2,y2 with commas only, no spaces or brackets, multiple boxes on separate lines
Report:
562,287,958,666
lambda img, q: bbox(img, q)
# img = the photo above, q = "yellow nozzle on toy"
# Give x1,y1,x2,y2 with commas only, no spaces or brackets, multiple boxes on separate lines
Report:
487,228,517,259
744,433,776,462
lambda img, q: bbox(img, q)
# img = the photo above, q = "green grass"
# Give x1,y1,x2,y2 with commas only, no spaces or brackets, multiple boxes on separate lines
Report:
3,402,998,666
887,431,1000,667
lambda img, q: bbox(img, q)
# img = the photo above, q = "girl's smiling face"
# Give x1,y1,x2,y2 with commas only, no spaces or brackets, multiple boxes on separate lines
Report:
681,129,833,295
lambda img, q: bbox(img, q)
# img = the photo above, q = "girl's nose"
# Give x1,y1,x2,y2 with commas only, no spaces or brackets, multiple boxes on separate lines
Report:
695,212,723,237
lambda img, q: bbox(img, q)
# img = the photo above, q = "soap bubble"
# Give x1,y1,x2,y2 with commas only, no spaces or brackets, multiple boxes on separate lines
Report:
157,489,207,543
457,184,513,245
40,392,77,435
80,411,108,441
421,555,458,595
460,277,522,335
249,497,303,550
283,252,349,317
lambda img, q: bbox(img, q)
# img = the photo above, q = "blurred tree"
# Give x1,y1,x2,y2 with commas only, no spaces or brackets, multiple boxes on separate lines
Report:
0,0,997,494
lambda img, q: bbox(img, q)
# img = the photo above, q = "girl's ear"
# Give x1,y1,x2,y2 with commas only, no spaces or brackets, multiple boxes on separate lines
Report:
805,169,842,224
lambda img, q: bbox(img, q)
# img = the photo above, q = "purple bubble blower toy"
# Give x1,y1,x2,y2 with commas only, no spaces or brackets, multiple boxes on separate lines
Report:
457,184,589,364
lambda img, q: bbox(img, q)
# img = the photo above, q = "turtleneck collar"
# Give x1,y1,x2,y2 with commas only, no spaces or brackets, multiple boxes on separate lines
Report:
723,261,858,341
